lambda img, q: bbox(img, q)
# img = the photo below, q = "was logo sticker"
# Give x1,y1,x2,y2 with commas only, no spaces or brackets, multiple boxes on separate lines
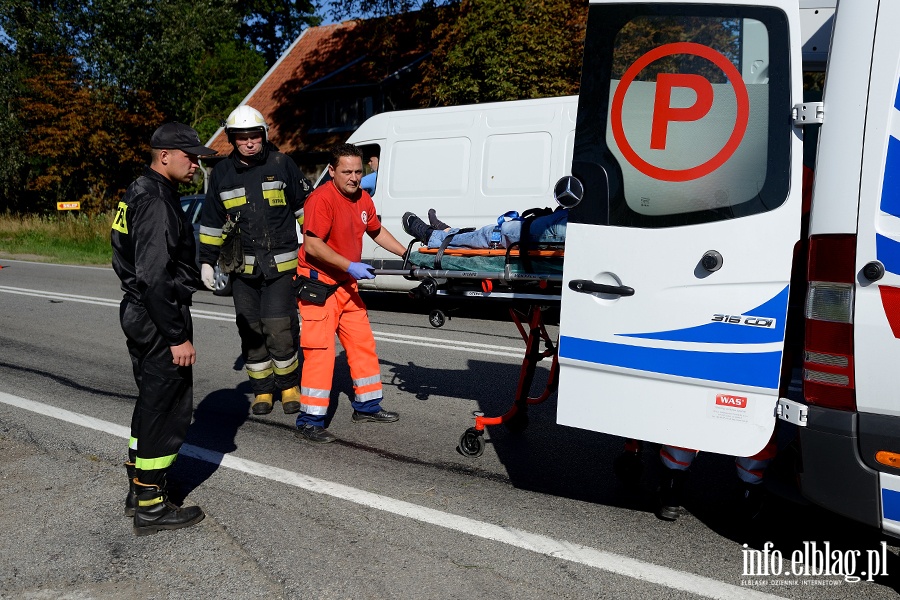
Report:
716,394,747,409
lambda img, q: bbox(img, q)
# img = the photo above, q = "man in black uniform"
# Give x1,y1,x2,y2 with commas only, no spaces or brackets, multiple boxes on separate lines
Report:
199,105,311,416
111,122,215,535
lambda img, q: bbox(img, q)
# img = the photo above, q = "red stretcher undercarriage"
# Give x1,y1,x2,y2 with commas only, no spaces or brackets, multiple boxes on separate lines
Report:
374,242,563,457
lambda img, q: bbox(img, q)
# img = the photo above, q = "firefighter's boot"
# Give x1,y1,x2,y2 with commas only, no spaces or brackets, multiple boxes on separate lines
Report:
280,386,301,415
656,468,689,521
251,393,274,415
132,479,205,536
124,462,137,517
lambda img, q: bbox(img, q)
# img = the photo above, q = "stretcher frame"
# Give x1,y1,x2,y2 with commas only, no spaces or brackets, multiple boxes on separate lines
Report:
374,240,563,457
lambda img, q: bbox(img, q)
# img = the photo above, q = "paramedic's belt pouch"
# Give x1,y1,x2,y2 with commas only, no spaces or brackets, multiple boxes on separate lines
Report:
296,276,340,306
218,218,244,275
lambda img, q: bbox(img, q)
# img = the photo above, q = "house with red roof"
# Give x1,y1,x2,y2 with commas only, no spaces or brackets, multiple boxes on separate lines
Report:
205,11,437,178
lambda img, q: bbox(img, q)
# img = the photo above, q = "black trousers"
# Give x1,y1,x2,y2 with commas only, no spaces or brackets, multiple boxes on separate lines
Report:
232,272,300,395
120,300,193,486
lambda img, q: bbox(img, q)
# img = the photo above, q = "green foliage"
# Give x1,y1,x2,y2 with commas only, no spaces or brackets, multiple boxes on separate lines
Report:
0,47,25,212
18,54,163,214
326,0,451,21
235,0,320,68
0,211,114,265
416,0,587,106
73,0,244,120
189,40,268,142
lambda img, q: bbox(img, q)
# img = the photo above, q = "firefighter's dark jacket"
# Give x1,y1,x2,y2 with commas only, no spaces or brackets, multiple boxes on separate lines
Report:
111,166,198,346
199,145,311,278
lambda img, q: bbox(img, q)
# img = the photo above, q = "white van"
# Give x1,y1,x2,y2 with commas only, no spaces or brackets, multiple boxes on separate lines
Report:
335,95,578,290
553,0,900,539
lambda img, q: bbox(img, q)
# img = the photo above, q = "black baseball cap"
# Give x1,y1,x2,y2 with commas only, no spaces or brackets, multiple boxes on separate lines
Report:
150,122,216,155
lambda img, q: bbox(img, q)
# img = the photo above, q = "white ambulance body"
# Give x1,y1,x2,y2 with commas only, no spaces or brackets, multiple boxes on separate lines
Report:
338,96,578,290
556,0,900,538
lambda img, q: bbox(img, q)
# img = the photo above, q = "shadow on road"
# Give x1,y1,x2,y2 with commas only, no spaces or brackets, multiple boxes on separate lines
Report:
169,380,253,504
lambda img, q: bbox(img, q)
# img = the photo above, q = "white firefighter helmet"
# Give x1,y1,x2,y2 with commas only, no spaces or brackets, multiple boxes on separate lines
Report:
224,105,269,143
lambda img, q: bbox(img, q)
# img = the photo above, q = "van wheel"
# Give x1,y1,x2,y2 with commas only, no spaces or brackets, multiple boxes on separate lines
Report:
212,264,232,296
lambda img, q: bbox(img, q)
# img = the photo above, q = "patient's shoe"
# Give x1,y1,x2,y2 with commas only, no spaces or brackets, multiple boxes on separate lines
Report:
402,212,434,244
428,209,450,230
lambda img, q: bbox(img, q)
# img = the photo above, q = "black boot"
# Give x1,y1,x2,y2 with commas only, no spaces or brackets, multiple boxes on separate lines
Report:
124,462,137,517
740,481,766,521
133,479,205,536
656,468,689,521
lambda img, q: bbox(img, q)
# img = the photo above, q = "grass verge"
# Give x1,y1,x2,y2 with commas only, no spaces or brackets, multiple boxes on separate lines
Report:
0,213,113,266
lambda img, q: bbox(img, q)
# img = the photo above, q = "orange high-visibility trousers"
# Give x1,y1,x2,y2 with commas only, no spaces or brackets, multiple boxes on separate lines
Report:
297,281,383,424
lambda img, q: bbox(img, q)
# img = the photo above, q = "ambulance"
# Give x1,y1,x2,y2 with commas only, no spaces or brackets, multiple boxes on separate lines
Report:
555,0,900,538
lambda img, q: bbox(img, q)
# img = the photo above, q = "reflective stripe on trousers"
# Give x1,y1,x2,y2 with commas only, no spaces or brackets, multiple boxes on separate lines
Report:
660,435,778,484
297,282,383,425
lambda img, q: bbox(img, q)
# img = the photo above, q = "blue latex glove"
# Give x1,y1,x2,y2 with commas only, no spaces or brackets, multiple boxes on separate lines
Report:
347,261,376,280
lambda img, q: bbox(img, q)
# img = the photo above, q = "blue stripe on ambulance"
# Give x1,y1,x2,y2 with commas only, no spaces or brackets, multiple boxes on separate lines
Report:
878,77,900,275
558,337,781,389
882,488,900,522
615,286,788,344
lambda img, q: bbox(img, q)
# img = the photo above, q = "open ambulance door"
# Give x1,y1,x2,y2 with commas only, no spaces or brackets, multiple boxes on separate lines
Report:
557,0,805,456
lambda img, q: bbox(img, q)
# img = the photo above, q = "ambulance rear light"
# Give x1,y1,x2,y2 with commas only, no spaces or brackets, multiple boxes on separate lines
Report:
803,235,856,411
805,283,854,323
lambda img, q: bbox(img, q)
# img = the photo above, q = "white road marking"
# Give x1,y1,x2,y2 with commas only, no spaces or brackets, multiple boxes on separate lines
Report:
0,285,529,358
0,390,783,600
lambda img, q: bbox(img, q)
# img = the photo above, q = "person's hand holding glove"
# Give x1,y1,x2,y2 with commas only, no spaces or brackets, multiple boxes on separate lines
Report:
347,262,376,280
201,263,216,290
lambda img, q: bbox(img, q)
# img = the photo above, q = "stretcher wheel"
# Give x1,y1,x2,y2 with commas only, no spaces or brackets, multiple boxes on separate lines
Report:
429,309,446,328
504,411,529,433
457,428,485,457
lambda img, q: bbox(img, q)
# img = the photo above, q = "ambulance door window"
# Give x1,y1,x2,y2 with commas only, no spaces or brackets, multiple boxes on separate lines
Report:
571,5,791,228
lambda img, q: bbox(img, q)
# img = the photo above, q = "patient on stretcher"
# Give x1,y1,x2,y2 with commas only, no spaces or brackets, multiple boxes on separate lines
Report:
402,207,567,250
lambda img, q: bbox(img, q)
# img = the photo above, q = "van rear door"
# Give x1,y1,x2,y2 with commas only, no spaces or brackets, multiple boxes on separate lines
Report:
557,0,804,456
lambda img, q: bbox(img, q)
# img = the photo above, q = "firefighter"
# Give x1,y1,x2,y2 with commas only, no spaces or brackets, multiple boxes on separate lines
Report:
293,143,407,443
112,122,214,535
199,106,312,416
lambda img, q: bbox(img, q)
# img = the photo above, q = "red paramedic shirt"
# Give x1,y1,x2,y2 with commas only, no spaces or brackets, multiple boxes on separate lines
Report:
298,181,381,283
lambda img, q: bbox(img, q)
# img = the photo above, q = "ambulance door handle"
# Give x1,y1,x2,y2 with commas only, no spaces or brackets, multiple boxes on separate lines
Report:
568,280,634,297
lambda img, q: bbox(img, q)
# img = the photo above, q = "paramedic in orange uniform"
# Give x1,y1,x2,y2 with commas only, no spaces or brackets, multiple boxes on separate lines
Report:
294,143,407,443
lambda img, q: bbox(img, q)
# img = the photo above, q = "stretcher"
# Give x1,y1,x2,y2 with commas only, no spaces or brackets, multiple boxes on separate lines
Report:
375,240,563,457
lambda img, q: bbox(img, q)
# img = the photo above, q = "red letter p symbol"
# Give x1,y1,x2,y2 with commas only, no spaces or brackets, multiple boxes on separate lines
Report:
651,73,714,150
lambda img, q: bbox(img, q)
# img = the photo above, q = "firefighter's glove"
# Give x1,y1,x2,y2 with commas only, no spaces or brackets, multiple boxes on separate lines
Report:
347,262,376,280
201,263,216,290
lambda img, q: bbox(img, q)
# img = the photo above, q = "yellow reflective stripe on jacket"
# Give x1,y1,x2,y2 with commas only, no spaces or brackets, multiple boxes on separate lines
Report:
135,454,177,471
274,251,298,272
242,255,256,275
199,225,224,247
219,187,247,209
262,181,287,206
111,202,128,234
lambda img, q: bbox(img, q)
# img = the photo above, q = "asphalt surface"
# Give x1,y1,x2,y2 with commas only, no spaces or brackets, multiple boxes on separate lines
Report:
0,258,898,600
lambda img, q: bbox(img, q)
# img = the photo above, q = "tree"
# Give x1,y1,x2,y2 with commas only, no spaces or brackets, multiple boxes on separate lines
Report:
18,54,163,214
0,46,25,212
235,0,320,68
415,0,587,106
326,0,452,21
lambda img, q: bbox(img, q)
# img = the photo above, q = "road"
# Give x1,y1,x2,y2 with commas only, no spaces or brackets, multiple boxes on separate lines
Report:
0,258,898,599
